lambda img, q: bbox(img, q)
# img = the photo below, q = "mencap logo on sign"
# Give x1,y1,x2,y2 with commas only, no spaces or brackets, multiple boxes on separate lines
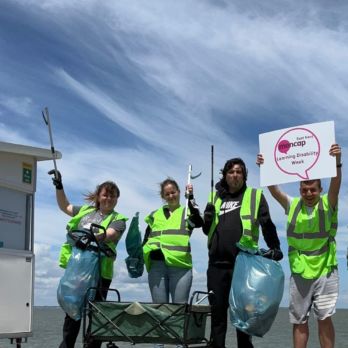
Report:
274,128,320,180
259,121,336,187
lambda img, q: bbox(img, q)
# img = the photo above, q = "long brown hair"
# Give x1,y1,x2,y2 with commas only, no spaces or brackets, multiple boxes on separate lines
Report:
84,181,120,209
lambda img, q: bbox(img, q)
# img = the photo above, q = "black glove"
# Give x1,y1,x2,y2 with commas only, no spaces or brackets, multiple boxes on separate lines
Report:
185,192,194,200
204,203,215,223
48,169,63,190
260,248,283,261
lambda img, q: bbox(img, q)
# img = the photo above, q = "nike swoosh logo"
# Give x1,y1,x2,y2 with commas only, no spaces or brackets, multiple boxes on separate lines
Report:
219,203,241,215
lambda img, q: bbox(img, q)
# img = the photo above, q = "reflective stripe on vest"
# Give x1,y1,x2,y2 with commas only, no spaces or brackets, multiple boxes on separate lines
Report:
149,229,189,237
288,236,336,256
207,187,262,250
143,205,192,271
286,194,338,279
240,188,260,242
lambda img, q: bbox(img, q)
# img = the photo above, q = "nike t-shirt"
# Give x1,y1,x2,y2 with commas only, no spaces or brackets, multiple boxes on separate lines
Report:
208,186,278,266
208,189,244,266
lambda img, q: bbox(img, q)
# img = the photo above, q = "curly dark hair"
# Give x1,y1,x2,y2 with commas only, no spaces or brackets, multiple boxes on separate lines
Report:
218,157,248,190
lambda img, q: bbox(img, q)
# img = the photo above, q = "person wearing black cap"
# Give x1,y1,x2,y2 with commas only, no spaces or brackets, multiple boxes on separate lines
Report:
203,158,283,348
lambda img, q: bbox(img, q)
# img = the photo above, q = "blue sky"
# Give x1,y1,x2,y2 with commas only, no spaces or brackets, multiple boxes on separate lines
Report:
1,0,348,307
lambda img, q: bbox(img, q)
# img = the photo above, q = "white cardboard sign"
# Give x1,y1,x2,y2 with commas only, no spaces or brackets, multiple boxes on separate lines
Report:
259,121,336,187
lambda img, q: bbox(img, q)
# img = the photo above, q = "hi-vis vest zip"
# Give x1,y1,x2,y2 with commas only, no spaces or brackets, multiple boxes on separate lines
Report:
59,205,128,280
143,205,192,271
287,194,338,279
207,187,262,250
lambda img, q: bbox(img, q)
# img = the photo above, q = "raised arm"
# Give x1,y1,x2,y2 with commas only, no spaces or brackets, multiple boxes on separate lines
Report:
56,189,74,216
267,185,288,211
328,143,342,209
256,154,288,210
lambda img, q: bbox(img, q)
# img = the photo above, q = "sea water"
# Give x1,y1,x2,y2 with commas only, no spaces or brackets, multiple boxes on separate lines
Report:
0,307,347,348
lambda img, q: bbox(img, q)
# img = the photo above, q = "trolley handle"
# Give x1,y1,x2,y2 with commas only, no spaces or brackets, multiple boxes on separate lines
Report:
189,290,213,306
90,223,106,240
68,225,116,257
90,224,116,257
68,225,101,251
106,288,121,302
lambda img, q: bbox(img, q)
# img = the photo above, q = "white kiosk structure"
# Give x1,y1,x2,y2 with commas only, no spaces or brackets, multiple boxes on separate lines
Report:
0,141,61,345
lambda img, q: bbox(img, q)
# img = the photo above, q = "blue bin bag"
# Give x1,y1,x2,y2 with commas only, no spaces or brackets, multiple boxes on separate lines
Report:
229,250,284,337
57,246,100,320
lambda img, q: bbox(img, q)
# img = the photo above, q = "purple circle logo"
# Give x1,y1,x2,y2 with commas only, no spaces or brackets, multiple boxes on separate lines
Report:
274,128,320,179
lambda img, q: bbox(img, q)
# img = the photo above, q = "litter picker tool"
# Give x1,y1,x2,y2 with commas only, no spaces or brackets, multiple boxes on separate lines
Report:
184,164,202,221
42,107,59,178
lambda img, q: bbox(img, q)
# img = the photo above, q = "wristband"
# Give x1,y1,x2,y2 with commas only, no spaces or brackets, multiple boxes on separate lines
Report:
337,163,342,168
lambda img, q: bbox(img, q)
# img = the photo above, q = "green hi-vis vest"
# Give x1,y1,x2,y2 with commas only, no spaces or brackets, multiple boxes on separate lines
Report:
207,187,262,250
287,194,338,279
59,205,128,280
143,205,192,272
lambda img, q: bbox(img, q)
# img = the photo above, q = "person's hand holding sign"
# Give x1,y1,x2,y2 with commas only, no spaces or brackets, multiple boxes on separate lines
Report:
256,154,264,166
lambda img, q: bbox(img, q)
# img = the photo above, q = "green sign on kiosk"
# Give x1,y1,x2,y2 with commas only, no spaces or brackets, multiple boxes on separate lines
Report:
22,163,32,184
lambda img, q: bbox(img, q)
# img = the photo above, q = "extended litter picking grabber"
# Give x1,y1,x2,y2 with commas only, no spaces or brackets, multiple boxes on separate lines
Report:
42,107,60,180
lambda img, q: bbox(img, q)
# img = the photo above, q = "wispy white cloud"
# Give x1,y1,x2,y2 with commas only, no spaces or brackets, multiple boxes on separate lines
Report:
2,0,348,308
0,123,22,143
104,0,348,126
0,95,33,117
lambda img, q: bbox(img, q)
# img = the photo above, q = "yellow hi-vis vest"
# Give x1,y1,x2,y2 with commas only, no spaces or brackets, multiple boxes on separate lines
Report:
287,194,338,279
207,187,262,250
59,205,128,280
143,205,192,272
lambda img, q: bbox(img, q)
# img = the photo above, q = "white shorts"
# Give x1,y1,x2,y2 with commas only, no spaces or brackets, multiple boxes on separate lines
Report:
289,268,339,324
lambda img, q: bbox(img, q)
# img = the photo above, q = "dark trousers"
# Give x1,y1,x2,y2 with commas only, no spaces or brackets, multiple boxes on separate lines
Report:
59,278,111,348
207,264,253,348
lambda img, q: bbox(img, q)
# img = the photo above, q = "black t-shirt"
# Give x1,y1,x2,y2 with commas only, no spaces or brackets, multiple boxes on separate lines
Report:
206,184,280,267
208,189,244,265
